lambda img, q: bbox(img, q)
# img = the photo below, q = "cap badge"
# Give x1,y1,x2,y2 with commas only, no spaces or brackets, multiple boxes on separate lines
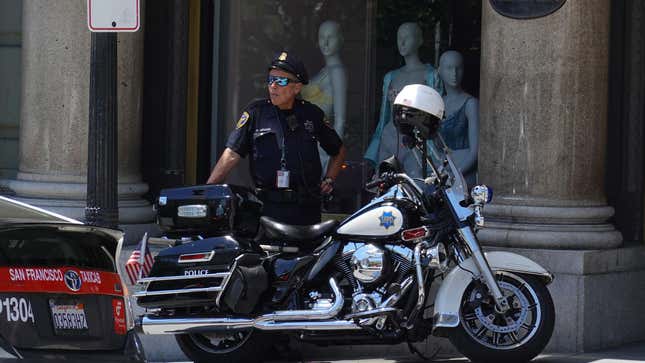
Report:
279,52,288,61
236,111,250,129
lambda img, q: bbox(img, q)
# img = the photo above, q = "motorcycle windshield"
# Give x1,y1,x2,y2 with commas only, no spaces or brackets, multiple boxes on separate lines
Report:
426,135,469,202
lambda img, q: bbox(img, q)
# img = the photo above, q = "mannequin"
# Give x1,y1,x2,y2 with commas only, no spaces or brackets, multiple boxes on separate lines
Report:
301,20,347,170
438,50,478,185
365,22,443,177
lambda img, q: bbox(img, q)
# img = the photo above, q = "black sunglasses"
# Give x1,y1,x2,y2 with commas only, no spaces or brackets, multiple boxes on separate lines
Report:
267,75,299,87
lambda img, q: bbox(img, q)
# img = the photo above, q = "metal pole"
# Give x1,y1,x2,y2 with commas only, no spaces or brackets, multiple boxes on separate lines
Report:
85,32,119,228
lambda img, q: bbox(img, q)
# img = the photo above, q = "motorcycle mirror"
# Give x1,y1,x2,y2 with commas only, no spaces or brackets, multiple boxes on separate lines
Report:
378,155,402,175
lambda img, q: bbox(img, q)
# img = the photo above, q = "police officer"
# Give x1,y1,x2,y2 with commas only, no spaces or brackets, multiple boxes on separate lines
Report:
206,51,347,225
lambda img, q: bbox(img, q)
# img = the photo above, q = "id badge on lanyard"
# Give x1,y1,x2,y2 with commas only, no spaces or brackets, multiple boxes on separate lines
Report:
276,169,290,188
273,107,290,189
276,136,290,189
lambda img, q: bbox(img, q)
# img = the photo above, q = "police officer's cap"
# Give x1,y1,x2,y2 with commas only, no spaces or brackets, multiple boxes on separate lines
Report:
269,51,309,85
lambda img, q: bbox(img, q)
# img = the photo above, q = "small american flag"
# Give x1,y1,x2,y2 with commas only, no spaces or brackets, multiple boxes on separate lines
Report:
125,233,154,285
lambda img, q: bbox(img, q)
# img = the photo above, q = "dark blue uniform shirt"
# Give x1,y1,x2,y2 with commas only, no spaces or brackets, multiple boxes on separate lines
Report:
225,99,342,224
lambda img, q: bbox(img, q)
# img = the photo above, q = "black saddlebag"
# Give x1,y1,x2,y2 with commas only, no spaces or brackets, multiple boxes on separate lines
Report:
156,184,262,237
136,236,245,309
221,265,268,314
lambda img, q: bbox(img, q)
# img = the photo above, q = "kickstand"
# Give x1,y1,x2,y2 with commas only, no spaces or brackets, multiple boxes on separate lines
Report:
407,341,441,361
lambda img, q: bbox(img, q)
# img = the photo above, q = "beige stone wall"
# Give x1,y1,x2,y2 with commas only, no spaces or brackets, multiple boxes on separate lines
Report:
478,0,621,249
2,0,152,223
479,0,610,206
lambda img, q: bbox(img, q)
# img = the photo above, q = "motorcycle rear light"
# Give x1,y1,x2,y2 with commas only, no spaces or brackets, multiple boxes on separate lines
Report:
178,251,214,263
401,226,429,241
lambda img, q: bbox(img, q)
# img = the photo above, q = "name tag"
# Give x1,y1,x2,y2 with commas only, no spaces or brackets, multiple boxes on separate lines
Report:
276,170,290,189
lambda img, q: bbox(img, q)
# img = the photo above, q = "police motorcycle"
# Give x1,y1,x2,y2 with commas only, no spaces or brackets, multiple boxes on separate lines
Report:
126,84,555,363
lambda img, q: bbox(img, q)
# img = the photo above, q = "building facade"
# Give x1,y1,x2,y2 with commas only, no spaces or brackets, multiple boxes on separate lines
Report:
0,0,644,354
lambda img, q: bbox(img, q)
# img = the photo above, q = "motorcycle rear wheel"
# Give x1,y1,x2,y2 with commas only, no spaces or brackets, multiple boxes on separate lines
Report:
176,329,274,363
448,272,555,363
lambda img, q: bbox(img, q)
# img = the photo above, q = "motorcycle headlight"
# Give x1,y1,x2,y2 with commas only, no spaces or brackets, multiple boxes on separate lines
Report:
471,185,493,205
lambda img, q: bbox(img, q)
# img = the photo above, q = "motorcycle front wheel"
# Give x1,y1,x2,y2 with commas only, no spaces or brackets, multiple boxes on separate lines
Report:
176,329,274,363
448,272,555,363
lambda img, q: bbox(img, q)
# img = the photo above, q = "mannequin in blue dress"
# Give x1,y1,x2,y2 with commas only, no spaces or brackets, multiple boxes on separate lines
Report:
364,22,442,175
438,50,479,185
301,20,347,171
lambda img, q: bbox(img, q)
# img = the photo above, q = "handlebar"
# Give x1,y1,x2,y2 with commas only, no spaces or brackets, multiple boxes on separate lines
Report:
365,178,385,189
366,172,427,198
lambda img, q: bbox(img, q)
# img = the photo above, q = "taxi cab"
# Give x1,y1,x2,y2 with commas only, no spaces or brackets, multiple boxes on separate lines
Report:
0,196,143,361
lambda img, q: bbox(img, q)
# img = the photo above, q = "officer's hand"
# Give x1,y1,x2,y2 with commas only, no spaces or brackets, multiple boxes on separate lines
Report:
320,177,334,195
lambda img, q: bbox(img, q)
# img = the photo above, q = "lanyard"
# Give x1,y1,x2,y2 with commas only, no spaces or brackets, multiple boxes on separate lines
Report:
272,106,288,171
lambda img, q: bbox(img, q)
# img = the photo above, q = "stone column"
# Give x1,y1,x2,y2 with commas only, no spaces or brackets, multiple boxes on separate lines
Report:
2,0,153,224
478,0,622,249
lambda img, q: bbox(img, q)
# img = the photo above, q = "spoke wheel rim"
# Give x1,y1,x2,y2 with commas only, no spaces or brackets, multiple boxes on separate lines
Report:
460,272,541,350
189,330,253,354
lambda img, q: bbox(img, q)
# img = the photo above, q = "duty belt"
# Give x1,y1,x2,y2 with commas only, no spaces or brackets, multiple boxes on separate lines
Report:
256,188,320,204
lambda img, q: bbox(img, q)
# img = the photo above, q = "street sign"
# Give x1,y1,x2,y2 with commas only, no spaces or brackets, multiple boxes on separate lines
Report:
87,0,140,32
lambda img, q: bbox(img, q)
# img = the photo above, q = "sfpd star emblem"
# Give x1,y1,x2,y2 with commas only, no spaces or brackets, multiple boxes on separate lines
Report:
379,211,396,229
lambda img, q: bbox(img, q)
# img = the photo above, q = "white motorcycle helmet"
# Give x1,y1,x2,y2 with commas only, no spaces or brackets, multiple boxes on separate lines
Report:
393,84,445,140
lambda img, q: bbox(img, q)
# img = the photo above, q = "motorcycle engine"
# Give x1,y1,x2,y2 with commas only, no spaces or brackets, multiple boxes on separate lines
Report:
343,243,413,288
350,244,388,284
336,243,414,325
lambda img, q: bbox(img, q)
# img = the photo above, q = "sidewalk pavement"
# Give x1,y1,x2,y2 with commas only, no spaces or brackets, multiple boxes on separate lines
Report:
275,342,645,363
533,342,645,363
141,340,645,362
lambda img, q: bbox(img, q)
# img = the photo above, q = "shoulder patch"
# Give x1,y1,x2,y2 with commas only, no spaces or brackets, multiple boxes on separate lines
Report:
236,111,250,129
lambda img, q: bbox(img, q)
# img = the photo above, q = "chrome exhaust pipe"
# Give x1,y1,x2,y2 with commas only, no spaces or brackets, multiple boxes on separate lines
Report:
257,278,343,322
139,315,360,335
139,316,254,335
138,278,358,335
255,320,360,331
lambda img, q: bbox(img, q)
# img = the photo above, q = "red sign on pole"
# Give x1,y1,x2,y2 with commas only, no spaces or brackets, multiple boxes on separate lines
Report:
87,0,140,32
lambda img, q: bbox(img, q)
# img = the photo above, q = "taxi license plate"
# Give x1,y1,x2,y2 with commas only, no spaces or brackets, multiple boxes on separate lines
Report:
49,300,88,334
177,204,208,218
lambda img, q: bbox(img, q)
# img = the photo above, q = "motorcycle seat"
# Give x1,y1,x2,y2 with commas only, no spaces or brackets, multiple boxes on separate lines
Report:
259,216,338,243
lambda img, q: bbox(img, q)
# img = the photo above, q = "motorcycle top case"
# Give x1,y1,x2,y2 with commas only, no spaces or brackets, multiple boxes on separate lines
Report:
156,184,262,237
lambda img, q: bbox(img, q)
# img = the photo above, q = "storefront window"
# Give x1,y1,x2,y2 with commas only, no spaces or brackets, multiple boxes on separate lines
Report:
216,0,481,214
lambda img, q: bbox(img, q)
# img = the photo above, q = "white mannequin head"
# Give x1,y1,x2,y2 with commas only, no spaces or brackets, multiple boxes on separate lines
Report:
318,20,343,57
397,22,423,58
439,50,465,88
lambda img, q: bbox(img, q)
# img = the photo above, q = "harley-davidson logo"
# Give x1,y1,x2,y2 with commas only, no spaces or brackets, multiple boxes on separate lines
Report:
379,211,396,229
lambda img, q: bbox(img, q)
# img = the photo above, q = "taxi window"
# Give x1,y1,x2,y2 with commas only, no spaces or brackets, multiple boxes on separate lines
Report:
0,228,114,271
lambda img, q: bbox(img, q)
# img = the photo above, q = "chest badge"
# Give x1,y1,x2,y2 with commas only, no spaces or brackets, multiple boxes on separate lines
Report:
379,211,396,229
236,111,250,129
304,120,314,133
